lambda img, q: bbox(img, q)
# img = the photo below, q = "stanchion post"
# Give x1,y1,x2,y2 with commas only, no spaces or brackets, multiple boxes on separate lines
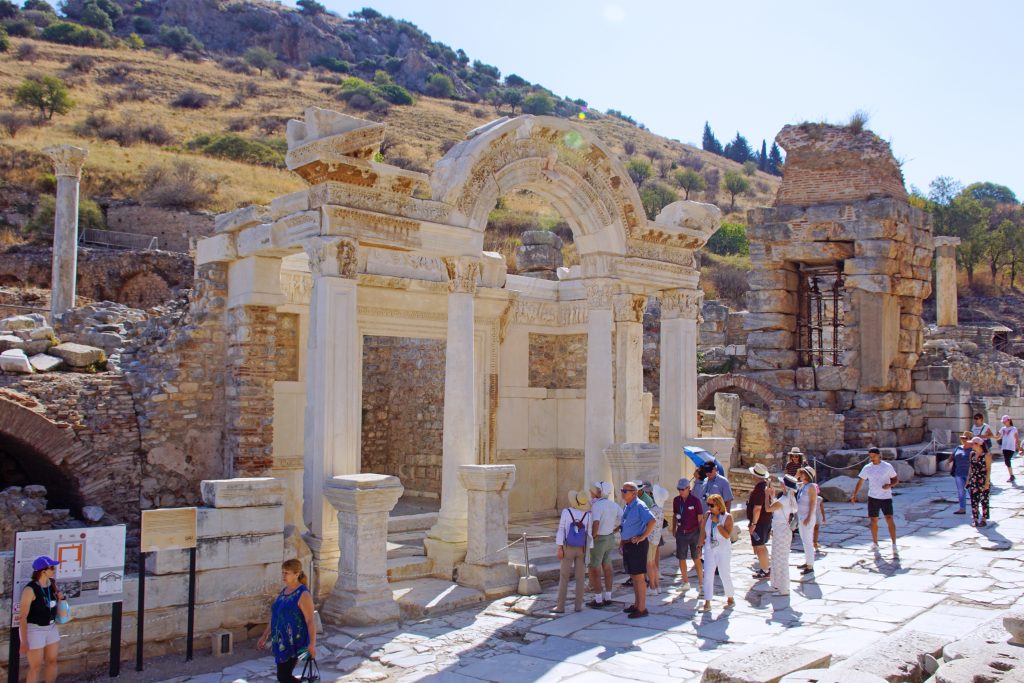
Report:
136,550,147,671
109,602,122,677
186,546,196,661
7,627,20,683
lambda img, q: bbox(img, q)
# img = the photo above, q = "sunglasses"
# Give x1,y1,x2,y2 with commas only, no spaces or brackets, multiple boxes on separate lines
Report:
620,488,636,493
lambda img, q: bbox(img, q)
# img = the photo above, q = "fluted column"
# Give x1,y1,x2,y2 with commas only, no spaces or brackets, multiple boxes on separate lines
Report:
301,236,360,595
584,280,615,487
44,145,87,322
659,289,703,486
426,256,480,576
614,291,648,444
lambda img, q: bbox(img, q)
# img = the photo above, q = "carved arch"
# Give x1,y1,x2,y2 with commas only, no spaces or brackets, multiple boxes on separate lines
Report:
430,116,646,257
696,373,787,410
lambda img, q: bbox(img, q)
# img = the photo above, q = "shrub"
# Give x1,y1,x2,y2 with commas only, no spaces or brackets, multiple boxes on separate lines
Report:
0,0,14,18
639,182,678,220
626,158,653,187
0,25,8,51
623,140,636,156
255,116,286,135
707,260,749,309
41,20,110,46
126,32,143,49
80,1,113,31
131,15,152,33
227,117,251,132
67,55,96,73
171,89,216,109
186,133,284,166
158,24,202,52
311,55,349,73
14,40,36,60
742,160,757,176
76,111,173,146
4,17,35,36
15,74,74,120
705,222,749,256
376,82,412,105
27,194,105,234
22,7,53,26
521,91,554,116
0,111,30,137
243,46,275,75
472,107,487,118
140,161,219,210
423,73,454,98
296,0,325,14
23,0,53,10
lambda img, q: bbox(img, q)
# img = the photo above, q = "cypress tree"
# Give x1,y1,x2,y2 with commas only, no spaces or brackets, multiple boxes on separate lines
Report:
702,122,723,156
757,140,768,172
768,142,784,175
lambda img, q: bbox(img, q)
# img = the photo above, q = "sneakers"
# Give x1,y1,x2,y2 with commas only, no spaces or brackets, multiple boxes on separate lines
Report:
586,599,605,609
954,509,966,515
870,542,879,552
623,604,637,613
621,578,633,587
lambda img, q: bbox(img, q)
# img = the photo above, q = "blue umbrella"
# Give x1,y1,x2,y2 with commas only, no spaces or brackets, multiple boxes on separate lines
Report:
683,447,725,476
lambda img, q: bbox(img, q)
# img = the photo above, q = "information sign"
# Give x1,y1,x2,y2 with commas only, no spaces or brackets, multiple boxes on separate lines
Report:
140,507,198,553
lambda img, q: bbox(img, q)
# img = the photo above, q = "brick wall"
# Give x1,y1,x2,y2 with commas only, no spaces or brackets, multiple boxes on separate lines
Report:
105,204,215,253
528,333,587,389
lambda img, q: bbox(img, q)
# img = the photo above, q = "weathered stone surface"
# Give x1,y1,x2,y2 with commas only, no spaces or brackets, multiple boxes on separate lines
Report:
200,478,284,508
515,243,563,273
835,629,948,683
819,475,868,502
0,348,33,373
796,367,816,390
0,334,24,352
520,230,563,249
934,651,1024,683
781,669,887,683
702,645,830,683
48,342,105,368
0,313,45,331
893,460,915,482
1005,612,1024,645
29,353,64,373
815,365,858,391
81,505,104,521
914,454,937,476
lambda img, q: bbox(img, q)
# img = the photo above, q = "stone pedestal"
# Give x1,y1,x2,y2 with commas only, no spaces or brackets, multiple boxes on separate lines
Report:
427,257,480,576
44,145,87,323
605,443,661,503
614,292,647,444
935,236,960,328
659,289,702,486
321,473,403,625
302,237,360,593
584,281,615,487
455,464,519,597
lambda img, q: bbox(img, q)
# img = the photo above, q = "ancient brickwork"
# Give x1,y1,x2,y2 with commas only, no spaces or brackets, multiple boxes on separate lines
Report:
225,305,278,476
105,204,215,253
528,333,587,389
361,336,445,496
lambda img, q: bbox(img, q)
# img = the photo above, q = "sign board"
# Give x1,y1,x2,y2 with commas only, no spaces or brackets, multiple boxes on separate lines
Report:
140,508,198,553
12,525,126,627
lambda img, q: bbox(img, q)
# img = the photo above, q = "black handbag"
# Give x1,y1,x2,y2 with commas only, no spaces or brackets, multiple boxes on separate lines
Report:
299,656,320,682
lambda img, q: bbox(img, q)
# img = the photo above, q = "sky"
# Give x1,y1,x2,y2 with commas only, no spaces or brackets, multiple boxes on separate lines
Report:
318,0,1024,200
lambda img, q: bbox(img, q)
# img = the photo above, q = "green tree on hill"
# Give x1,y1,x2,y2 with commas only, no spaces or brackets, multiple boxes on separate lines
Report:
244,47,276,75
627,158,653,187
424,73,454,98
297,0,325,15
722,170,751,211
640,182,678,220
702,122,723,155
521,91,553,116
723,132,753,163
15,74,74,120
672,169,705,199
768,142,783,175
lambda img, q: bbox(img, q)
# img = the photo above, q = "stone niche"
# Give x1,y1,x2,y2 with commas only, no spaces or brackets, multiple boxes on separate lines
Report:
743,123,934,447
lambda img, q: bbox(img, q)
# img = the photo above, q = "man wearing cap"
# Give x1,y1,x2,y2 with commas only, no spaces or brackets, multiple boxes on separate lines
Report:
586,481,620,609
670,477,703,595
618,481,656,619
746,463,773,579
699,462,734,509
19,555,64,683
850,447,899,554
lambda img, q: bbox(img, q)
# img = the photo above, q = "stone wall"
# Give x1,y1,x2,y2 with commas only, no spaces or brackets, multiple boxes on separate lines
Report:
105,204,216,253
0,245,192,310
361,336,445,496
528,333,586,389
0,485,80,550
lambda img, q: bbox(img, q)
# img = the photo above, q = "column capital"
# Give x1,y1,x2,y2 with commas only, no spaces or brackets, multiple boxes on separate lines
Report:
583,279,616,310
44,145,88,178
660,288,704,320
304,236,358,279
443,256,479,294
613,292,647,323
458,464,516,493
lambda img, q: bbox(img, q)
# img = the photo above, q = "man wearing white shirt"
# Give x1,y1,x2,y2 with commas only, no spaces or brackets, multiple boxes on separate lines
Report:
850,447,899,555
586,481,621,609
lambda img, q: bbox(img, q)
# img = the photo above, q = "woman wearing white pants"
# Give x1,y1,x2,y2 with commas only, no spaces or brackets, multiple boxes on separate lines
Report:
699,494,735,611
795,467,817,576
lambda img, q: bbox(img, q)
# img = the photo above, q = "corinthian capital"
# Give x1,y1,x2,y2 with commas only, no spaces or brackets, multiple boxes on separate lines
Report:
583,279,615,310
44,145,88,178
304,236,358,279
660,288,704,320
613,292,647,323
443,256,479,294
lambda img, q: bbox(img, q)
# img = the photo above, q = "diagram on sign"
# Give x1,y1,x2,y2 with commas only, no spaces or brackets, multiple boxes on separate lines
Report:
56,542,84,579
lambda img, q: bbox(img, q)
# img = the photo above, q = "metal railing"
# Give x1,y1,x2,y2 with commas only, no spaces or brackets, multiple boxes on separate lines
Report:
79,229,159,251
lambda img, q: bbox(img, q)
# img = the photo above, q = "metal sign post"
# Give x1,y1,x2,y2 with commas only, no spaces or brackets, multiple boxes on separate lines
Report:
138,507,198,666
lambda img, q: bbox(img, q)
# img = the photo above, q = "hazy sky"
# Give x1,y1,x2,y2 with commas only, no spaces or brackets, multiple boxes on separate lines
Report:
320,0,1024,199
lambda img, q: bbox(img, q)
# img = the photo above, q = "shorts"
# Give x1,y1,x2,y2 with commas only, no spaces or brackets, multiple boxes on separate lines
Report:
750,521,772,547
867,497,894,518
26,623,60,650
646,535,660,563
622,539,648,576
1003,449,1015,468
674,530,699,560
588,534,616,568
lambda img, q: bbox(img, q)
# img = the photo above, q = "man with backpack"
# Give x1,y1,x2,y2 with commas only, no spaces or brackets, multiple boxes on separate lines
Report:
554,490,593,613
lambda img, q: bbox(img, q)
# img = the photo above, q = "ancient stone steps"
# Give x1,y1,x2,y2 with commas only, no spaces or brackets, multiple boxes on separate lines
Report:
390,578,486,619
386,555,434,582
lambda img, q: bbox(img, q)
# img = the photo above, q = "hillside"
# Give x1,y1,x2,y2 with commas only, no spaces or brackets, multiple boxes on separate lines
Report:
0,1,781,266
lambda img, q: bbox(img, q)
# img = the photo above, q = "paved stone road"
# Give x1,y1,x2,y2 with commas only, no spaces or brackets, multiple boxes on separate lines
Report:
157,464,1024,683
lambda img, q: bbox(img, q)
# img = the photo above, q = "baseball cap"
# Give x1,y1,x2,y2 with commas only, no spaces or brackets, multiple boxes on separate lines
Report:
867,447,880,454
677,477,690,490
32,556,60,571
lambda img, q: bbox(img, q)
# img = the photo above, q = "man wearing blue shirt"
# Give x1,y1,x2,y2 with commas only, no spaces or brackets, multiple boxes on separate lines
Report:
952,432,971,515
619,481,656,619
699,462,734,509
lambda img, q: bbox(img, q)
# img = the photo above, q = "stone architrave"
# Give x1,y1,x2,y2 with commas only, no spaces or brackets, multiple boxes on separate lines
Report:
934,236,960,327
455,464,519,597
659,288,702,485
426,256,481,576
321,474,403,625
302,236,361,587
583,279,615,487
44,145,88,323
613,291,647,444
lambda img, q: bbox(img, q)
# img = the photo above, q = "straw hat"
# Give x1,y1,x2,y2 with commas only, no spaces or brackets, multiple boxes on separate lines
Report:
787,446,804,456
748,463,771,479
568,490,591,511
798,466,816,483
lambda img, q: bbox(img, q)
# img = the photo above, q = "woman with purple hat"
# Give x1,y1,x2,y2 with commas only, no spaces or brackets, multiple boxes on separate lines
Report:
18,555,64,683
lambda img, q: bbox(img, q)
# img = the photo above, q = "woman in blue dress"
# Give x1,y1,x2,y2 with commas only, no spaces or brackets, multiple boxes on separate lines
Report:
258,559,317,683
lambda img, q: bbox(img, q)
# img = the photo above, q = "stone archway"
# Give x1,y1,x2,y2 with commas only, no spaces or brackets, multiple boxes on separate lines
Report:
697,373,786,409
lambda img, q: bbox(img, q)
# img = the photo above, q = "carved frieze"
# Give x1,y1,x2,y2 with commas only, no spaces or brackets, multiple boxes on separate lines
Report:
281,270,312,305
660,288,704,321
443,256,480,294
322,206,421,250
303,236,358,279
510,299,589,327
583,280,617,310
44,144,88,178
308,182,452,224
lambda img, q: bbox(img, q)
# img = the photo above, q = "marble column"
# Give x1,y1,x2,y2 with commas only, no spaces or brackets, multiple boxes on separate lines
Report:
43,145,87,323
455,464,519,597
659,289,703,486
321,473,403,625
613,292,648,444
934,236,960,328
584,280,615,487
426,256,480,576
301,236,360,595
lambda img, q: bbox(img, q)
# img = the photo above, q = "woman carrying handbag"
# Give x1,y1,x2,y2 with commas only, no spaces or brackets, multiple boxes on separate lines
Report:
258,559,317,683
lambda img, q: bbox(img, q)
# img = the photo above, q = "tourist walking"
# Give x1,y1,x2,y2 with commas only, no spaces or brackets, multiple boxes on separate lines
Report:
972,412,995,451
670,477,703,596
766,476,798,595
746,463,773,580
258,559,316,683
967,436,992,527
18,556,64,683
785,447,807,477
850,447,899,555
554,490,592,613
794,467,817,575
699,493,735,611
586,481,620,609
951,432,972,515
619,481,656,619
998,415,1019,483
